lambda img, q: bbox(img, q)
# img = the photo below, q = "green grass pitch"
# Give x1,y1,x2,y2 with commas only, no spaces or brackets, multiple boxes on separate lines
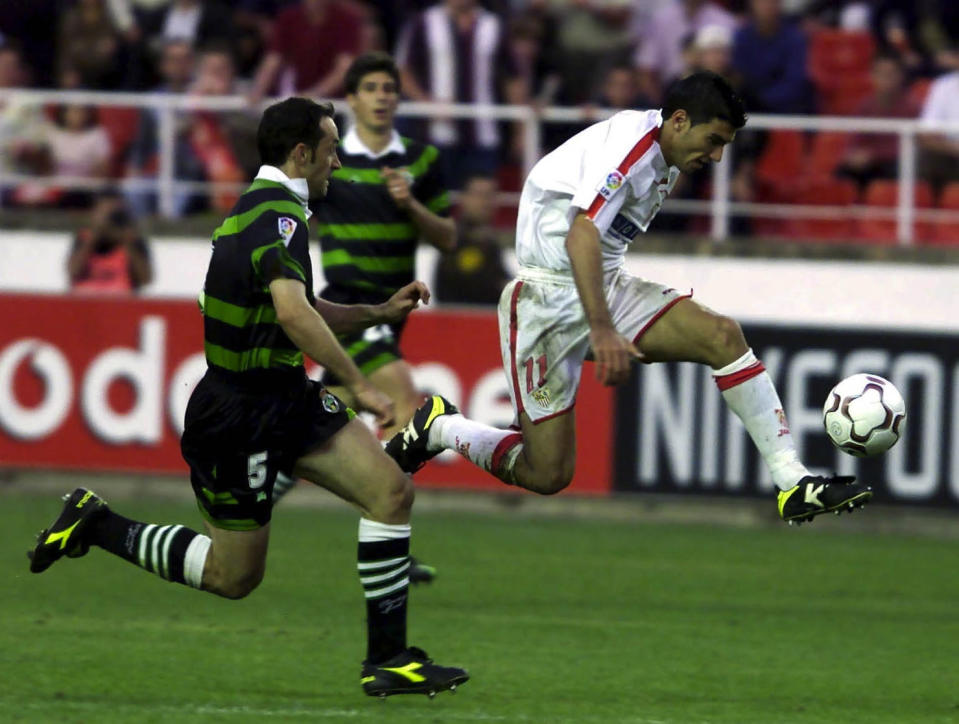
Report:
2,492,958,723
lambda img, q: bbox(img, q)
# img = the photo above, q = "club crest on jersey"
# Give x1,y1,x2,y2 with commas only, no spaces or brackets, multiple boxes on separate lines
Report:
278,217,297,246
598,170,625,200
321,391,341,413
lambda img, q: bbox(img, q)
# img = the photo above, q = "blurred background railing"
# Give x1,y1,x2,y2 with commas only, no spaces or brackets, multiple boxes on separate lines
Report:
6,89,959,247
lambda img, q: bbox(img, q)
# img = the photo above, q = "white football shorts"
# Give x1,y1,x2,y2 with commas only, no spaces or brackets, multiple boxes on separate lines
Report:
498,265,690,423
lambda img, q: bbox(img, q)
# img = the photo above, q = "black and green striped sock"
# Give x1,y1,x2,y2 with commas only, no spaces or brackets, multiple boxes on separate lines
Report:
89,510,211,588
358,518,411,664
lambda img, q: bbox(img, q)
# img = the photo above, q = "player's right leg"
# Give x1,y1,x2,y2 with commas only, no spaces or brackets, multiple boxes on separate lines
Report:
633,294,872,524
292,417,468,697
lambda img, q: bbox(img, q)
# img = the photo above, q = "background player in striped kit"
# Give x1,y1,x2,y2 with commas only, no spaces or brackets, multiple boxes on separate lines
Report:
272,54,453,582
27,97,467,698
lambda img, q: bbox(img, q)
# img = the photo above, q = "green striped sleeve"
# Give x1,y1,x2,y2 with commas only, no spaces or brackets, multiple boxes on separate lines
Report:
407,145,439,179
425,191,450,213
212,199,307,241
251,240,307,283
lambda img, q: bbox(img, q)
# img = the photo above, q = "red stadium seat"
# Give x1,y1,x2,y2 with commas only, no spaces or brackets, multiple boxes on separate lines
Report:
755,130,806,200
929,182,959,246
97,106,141,177
855,179,934,244
809,30,876,115
807,131,850,178
782,178,858,241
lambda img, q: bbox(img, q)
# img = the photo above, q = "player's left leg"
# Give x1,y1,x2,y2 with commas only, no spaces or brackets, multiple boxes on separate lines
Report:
635,297,872,522
292,418,467,697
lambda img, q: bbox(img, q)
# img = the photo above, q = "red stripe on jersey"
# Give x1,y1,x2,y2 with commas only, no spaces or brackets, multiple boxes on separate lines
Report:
508,281,525,417
585,125,661,221
714,361,766,391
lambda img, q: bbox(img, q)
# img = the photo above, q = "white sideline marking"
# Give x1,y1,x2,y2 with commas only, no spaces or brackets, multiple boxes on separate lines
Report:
1,699,699,723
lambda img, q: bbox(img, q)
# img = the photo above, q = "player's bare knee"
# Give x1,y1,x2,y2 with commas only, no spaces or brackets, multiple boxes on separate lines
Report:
708,314,748,366
204,561,265,600
368,469,413,523
527,462,574,495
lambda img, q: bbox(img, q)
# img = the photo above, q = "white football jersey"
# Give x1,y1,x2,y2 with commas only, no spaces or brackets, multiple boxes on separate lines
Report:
515,110,680,273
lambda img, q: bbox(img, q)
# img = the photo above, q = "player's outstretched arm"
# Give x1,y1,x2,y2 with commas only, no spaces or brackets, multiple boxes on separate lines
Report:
314,281,430,334
566,213,641,386
271,278,394,427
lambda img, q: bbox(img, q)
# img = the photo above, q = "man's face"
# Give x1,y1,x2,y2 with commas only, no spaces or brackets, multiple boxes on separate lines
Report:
347,71,399,133
662,113,737,173
460,176,497,224
304,116,341,198
161,42,194,89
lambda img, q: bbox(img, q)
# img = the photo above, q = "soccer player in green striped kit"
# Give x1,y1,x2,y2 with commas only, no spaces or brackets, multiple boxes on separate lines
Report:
272,53,455,586
27,97,468,698
311,51,456,435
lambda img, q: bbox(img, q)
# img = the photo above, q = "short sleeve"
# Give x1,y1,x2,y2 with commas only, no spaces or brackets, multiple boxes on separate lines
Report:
569,120,661,235
250,210,311,286
413,144,451,217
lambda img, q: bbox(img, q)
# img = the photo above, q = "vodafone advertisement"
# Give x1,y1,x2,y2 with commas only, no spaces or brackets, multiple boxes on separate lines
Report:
0,294,613,494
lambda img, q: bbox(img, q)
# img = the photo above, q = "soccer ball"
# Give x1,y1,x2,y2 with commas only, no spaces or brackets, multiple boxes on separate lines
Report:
822,374,906,457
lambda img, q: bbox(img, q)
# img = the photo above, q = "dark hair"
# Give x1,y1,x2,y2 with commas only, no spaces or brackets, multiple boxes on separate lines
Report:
661,71,747,129
257,97,335,166
344,51,401,95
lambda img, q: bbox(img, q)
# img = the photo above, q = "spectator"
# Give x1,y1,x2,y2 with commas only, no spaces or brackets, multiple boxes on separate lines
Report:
138,0,235,49
731,0,813,114
45,104,114,208
57,0,125,89
684,24,734,78
917,63,959,192
633,0,738,104
396,0,526,185
184,44,259,211
124,39,206,216
550,0,636,105
434,173,510,305
836,52,920,191
128,0,235,88
0,43,48,198
67,192,153,293
0,0,59,87
248,0,367,102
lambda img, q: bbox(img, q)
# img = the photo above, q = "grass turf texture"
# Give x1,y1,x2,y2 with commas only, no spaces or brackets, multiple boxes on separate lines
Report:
2,493,958,724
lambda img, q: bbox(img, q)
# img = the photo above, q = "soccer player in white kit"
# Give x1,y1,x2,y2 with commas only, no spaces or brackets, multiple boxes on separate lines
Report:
386,72,873,525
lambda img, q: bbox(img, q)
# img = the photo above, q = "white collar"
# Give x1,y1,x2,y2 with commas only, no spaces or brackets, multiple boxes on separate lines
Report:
254,165,312,218
341,126,405,159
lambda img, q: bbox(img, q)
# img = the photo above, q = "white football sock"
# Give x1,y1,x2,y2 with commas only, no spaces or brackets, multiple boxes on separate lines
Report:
428,414,523,478
713,349,809,491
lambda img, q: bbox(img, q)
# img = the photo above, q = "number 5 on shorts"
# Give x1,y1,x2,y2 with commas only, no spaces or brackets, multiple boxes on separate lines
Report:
247,451,267,489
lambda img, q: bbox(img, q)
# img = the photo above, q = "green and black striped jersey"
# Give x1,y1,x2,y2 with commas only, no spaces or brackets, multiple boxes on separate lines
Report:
199,168,314,377
313,132,449,304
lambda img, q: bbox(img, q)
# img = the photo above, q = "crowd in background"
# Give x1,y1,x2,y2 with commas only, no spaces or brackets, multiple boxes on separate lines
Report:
3,0,959,241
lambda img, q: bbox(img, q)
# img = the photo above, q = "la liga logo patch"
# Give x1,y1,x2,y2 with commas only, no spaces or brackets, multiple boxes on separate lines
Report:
278,217,297,245
598,170,625,199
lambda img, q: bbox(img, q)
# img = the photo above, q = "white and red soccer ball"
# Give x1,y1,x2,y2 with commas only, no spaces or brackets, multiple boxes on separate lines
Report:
822,374,907,457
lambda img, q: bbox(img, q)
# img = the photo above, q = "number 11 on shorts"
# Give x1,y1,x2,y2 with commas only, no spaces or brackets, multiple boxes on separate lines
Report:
524,354,547,393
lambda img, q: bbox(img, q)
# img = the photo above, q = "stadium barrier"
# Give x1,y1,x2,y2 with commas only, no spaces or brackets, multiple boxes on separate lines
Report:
0,293,613,494
4,89,959,244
